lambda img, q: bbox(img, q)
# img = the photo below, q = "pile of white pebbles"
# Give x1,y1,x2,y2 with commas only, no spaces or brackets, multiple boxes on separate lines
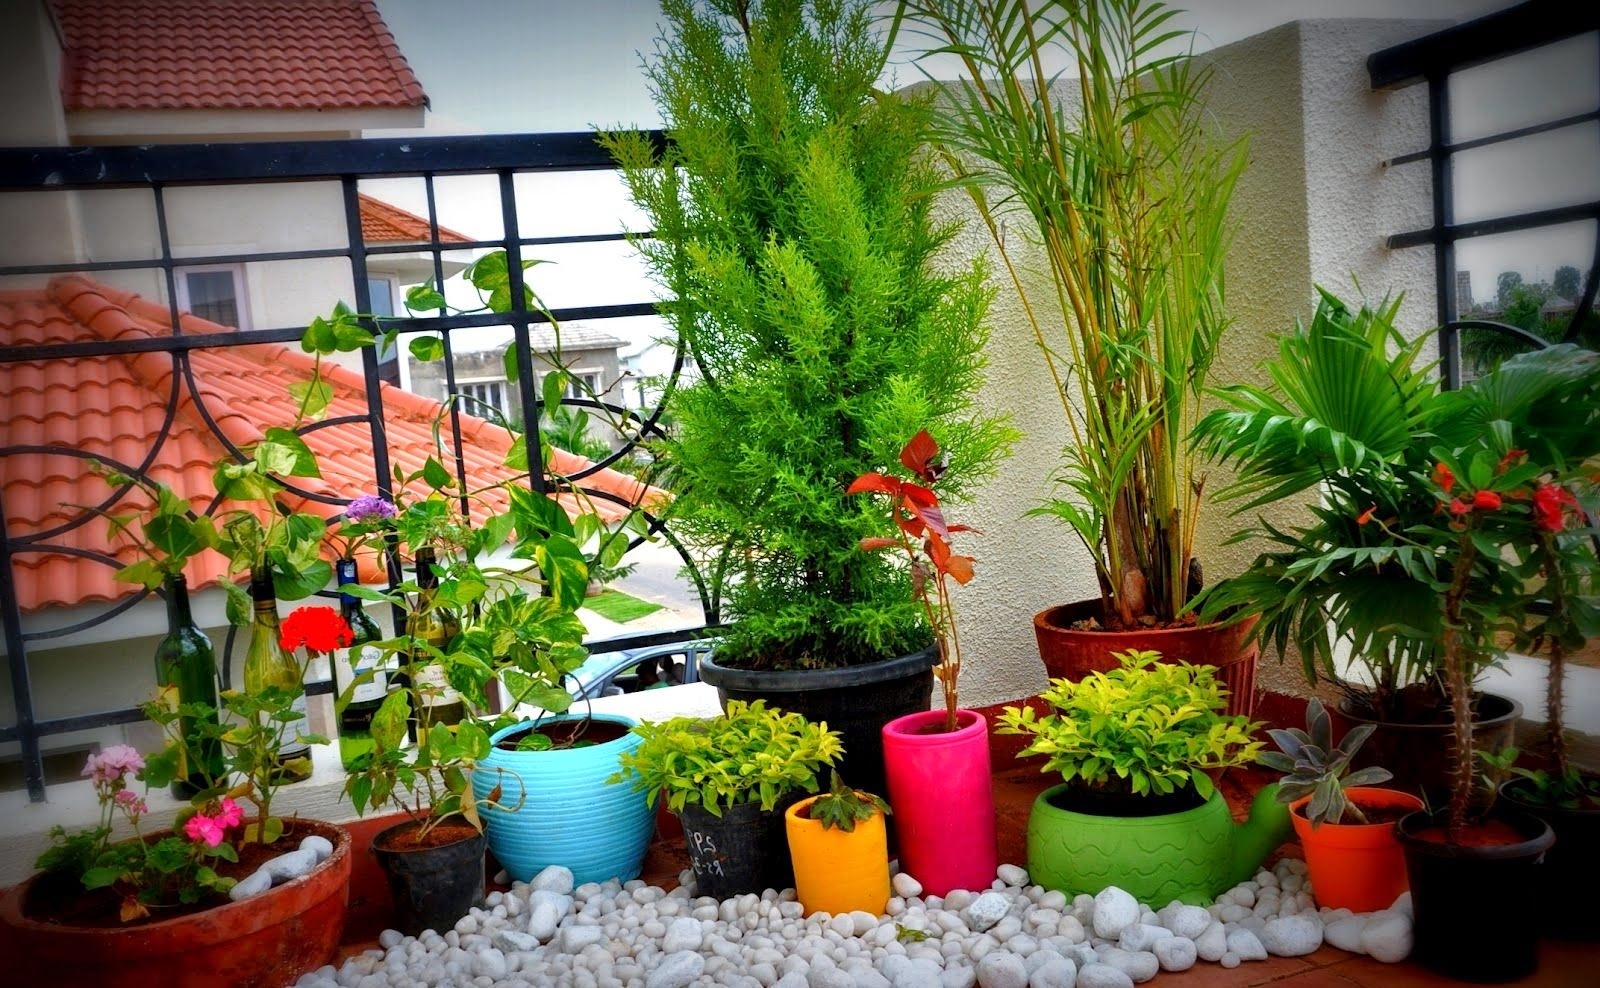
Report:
294,858,1414,988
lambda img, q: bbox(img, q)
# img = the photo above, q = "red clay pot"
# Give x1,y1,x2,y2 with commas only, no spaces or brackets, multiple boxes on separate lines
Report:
0,818,352,988
1032,599,1260,719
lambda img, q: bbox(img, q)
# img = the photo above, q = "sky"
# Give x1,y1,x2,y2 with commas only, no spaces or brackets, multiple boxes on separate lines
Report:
364,0,1592,345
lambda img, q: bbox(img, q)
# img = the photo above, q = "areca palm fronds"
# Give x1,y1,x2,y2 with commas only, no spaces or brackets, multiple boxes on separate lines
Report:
891,0,1249,627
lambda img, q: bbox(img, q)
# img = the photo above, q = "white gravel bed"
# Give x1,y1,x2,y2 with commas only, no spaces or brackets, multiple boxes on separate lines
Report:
294,858,1413,988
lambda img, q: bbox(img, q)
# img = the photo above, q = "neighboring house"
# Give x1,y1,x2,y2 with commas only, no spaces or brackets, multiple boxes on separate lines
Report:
0,275,663,787
357,192,474,384
408,322,628,444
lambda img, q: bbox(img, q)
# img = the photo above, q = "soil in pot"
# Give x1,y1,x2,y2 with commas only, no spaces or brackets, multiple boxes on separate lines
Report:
494,717,631,751
1044,785,1206,819
371,818,486,937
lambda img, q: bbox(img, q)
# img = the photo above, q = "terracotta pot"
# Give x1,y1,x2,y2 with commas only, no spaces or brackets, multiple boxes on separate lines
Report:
1334,692,1521,807
0,819,352,988
784,794,890,917
881,708,997,896
1032,599,1260,719
1291,787,1422,913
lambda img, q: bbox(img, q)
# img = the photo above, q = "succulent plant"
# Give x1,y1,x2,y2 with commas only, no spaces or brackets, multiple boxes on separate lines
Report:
1260,697,1394,826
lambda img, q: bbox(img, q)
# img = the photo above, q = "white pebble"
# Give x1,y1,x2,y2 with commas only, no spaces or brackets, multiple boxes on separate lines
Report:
892,873,924,899
1074,964,1135,988
1091,888,1139,940
1361,910,1414,963
996,864,1029,888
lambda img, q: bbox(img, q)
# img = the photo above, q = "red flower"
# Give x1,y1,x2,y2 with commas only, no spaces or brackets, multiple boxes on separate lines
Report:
1355,505,1376,526
1496,448,1525,473
1448,498,1471,516
1532,484,1579,533
279,605,353,655
1472,490,1503,511
1432,462,1455,493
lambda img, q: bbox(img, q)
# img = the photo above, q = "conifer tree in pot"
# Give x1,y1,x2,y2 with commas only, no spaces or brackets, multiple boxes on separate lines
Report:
601,0,1014,796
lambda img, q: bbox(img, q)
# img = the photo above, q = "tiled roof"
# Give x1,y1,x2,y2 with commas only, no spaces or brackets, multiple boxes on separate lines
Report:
0,275,664,614
52,0,427,112
359,194,472,246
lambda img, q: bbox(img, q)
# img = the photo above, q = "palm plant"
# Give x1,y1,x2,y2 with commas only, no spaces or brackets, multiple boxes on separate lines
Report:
1191,288,1446,719
891,0,1249,628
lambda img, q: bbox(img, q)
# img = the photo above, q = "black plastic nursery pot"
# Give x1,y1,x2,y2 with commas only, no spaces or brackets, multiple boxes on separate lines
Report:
1498,776,1600,942
697,645,937,804
370,819,488,937
1396,807,1554,983
675,799,796,900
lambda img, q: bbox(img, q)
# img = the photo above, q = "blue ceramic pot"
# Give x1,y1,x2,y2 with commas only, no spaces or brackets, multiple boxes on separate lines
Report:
474,713,655,885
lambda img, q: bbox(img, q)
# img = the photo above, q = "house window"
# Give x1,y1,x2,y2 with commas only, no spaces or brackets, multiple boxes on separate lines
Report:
367,277,395,318
453,379,512,422
176,266,247,329
558,370,602,400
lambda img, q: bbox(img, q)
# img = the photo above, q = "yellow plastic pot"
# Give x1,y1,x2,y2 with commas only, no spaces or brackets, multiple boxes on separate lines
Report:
784,794,891,917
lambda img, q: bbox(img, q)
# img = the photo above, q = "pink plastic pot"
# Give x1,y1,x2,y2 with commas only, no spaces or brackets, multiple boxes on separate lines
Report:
882,708,998,896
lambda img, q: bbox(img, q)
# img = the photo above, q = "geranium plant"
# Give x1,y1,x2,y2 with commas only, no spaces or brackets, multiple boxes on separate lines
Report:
36,604,347,922
849,429,978,733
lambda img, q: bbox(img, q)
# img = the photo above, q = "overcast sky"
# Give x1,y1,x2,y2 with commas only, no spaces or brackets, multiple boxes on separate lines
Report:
365,0,1591,338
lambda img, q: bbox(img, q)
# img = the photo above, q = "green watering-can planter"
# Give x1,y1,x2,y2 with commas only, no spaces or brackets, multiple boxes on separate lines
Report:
1027,783,1293,906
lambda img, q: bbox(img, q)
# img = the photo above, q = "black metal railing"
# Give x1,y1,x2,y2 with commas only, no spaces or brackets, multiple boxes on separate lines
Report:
0,131,715,801
1369,0,1600,387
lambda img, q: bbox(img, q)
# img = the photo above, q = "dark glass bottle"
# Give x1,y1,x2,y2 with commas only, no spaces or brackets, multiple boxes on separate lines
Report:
154,574,224,798
241,568,312,784
333,558,386,771
407,547,463,735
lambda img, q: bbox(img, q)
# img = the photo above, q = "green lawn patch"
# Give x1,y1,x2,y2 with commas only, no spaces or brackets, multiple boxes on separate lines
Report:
584,588,664,623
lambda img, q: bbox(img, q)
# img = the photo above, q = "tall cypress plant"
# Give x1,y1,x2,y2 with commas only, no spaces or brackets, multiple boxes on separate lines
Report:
603,0,1015,671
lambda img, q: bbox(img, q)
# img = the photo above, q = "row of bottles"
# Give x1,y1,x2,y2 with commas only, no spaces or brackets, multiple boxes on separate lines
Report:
154,549,467,794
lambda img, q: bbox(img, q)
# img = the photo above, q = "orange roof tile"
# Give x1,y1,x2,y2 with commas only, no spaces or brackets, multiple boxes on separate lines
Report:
52,0,427,112
0,275,665,614
359,194,472,245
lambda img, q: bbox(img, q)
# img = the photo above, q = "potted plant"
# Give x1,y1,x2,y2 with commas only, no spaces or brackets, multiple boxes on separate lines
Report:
1191,289,1527,803
850,428,997,895
610,699,842,899
1261,698,1421,913
997,649,1288,906
784,774,892,917
893,0,1257,713
600,0,1015,801
1386,342,1599,982
0,612,353,988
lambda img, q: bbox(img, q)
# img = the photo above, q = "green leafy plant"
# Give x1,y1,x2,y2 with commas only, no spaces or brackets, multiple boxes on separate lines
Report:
1481,747,1600,812
849,429,978,731
893,0,1248,629
1259,697,1394,826
804,773,891,833
601,0,1015,671
997,649,1263,801
1192,289,1446,721
610,699,843,817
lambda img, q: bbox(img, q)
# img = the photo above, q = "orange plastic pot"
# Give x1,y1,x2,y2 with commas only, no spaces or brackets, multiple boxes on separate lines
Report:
784,794,890,917
1291,787,1422,913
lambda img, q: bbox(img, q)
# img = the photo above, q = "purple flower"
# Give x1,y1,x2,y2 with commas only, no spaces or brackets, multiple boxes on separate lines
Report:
345,495,397,525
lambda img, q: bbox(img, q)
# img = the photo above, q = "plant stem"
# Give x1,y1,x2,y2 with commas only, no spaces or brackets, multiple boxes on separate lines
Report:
1442,525,1480,839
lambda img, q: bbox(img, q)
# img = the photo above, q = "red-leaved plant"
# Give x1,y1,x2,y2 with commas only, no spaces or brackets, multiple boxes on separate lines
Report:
848,430,977,732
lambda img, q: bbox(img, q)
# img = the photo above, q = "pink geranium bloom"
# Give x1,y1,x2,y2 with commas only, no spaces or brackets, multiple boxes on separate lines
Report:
112,789,148,819
184,813,226,848
81,744,146,785
216,796,244,829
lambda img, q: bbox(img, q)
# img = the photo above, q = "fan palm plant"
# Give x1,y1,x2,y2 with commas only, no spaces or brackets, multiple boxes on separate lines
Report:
891,0,1249,628
1191,288,1445,719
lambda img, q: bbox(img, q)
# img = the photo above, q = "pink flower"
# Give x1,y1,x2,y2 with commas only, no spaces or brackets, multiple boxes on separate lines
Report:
112,789,148,819
216,797,243,829
184,813,225,847
81,744,145,786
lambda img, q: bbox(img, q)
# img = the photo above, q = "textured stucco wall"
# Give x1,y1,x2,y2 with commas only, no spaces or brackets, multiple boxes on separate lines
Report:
949,18,1453,711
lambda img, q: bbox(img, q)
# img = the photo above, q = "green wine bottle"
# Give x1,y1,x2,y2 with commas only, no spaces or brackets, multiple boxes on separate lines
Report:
333,558,386,771
407,547,464,735
154,574,224,798
241,568,312,784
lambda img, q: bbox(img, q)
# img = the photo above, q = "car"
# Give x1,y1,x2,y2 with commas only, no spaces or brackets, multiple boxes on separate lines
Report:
563,638,719,701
